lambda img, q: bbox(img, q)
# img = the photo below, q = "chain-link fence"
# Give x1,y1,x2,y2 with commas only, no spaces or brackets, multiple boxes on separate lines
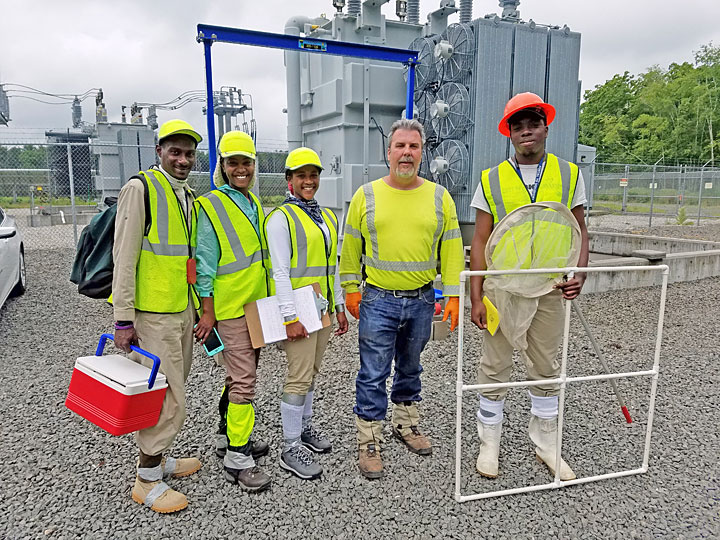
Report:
5,139,719,251
0,141,288,250
588,162,720,227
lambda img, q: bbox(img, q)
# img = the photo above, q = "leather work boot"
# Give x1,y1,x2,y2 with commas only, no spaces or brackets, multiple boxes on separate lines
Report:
161,457,202,479
391,402,432,455
224,466,272,492
476,421,501,478
529,415,576,481
392,425,432,455
132,477,188,514
358,444,384,479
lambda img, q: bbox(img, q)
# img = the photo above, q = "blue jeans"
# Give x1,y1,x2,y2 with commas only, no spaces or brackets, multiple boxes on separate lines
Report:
354,285,435,421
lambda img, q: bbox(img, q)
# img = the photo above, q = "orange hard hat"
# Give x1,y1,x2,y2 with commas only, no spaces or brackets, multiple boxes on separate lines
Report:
498,92,556,137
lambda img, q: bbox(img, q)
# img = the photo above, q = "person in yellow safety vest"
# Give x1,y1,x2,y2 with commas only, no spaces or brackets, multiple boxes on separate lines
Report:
193,131,272,492
265,147,349,480
469,92,590,481
112,119,203,514
339,118,465,479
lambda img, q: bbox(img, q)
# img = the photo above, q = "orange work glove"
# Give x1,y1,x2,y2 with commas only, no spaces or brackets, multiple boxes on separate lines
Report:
345,291,362,320
442,297,460,332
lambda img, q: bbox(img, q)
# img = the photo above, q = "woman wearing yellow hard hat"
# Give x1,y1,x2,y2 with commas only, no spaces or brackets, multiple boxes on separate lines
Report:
193,130,272,492
265,146,348,479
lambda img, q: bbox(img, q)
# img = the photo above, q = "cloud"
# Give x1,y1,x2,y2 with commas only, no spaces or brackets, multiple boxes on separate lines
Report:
1,0,719,144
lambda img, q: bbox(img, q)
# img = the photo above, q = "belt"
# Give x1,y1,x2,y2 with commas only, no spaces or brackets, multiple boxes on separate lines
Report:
366,282,433,298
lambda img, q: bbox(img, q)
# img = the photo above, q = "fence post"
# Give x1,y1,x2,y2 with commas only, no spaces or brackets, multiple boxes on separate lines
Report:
622,164,629,212
66,142,78,246
649,165,656,228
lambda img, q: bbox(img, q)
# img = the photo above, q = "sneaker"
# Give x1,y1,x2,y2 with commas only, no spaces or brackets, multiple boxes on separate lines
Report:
223,465,271,492
301,424,332,454
216,439,270,460
358,444,384,479
392,425,432,456
131,477,188,514
280,445,323,480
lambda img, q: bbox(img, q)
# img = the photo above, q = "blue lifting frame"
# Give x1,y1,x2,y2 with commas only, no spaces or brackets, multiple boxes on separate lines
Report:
196,23,419,181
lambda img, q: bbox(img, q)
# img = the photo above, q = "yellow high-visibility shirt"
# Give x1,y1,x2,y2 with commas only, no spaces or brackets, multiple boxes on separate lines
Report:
339,178,464,296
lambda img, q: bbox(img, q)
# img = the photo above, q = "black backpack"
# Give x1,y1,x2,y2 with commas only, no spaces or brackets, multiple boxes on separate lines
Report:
70,175,150,299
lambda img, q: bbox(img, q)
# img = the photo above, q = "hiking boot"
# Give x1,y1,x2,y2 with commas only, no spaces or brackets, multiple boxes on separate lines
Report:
131,477,188,514
392,425,432,456
301,424,332,454
280,445,323,480
216,439,269,460
358,444,384,479
161,457,202,479
224,465,271,492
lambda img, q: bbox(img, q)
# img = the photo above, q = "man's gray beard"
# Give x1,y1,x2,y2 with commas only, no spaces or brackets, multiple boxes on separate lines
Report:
394,165,418,179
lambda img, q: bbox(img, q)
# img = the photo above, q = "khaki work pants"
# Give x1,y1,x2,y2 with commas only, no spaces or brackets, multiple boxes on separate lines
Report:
283,314,335,395
217,317,260,404
478,290,565,400
132,304,195,456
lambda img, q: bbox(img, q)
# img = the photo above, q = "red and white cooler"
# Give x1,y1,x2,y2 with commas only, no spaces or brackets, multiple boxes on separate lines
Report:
65,333,167,436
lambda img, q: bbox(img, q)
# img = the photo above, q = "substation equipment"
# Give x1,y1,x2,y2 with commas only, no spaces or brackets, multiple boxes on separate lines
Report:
268,0,581,241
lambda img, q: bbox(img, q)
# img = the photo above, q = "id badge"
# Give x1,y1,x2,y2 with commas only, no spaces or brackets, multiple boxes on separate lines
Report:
187,258,197,284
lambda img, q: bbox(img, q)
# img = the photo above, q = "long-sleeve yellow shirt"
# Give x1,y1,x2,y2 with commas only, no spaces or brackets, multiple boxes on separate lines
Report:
339,178,464,296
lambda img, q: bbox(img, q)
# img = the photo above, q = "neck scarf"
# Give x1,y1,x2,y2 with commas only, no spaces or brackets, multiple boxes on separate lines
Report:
283,193,324,226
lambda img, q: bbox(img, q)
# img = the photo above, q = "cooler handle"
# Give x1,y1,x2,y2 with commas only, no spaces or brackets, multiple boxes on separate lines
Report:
96,333,162,390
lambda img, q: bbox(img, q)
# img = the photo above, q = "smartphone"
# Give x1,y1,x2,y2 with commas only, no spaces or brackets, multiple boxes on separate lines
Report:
195,325,225,356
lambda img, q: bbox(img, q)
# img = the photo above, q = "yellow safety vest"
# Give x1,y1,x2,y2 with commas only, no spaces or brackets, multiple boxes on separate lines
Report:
134,169,198,313
480,153,579,269
267,203,338,311
193,190,269,320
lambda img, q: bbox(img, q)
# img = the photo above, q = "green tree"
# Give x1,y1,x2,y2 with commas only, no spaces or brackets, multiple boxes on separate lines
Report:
579,42,720,164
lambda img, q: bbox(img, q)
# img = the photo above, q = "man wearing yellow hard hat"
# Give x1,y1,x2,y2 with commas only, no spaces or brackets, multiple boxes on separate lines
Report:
112,119,203,513
193,130,272,492
265,147,348,480
468,92,589,481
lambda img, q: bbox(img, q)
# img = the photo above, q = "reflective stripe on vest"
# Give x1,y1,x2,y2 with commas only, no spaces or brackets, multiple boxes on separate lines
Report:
361,181,444,272
271,204,338,309
482,153,578,224
135,169,194,313
195,189,269,320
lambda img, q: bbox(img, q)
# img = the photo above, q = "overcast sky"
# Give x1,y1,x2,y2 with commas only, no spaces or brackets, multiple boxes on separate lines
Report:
1,0,718,146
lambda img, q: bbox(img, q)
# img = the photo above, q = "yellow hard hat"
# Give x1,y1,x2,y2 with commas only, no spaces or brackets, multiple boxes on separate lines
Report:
218,131,256,160
158,119,202,145
285,147,323,171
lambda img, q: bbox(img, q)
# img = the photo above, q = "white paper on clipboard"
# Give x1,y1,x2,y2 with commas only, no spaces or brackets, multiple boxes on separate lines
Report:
254,285,324,344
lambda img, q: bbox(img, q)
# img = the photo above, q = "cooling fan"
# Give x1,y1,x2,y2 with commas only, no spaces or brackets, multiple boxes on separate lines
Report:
435,23,474,82
430,82,471,139
405,36,438,97
430,139,469,194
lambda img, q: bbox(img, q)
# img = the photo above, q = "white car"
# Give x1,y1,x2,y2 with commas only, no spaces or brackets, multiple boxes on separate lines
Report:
0,206,26,309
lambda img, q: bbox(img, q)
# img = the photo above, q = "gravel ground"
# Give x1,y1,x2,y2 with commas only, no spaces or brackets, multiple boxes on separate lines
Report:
0,218,718,539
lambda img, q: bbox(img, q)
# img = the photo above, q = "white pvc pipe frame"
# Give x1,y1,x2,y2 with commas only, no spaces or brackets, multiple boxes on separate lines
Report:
454,265,669,502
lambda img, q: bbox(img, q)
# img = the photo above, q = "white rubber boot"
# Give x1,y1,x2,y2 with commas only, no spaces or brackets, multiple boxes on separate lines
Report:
476,421,502,478
528,415,576,481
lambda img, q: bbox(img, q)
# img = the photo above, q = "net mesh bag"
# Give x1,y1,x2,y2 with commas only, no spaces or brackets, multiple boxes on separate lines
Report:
484,202,581,350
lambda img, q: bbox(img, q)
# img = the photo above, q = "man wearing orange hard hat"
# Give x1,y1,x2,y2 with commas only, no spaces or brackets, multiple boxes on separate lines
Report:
468,93,589,481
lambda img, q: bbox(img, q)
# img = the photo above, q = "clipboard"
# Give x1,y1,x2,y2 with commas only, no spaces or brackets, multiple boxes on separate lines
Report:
483,295,500,336
244,282,331,348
